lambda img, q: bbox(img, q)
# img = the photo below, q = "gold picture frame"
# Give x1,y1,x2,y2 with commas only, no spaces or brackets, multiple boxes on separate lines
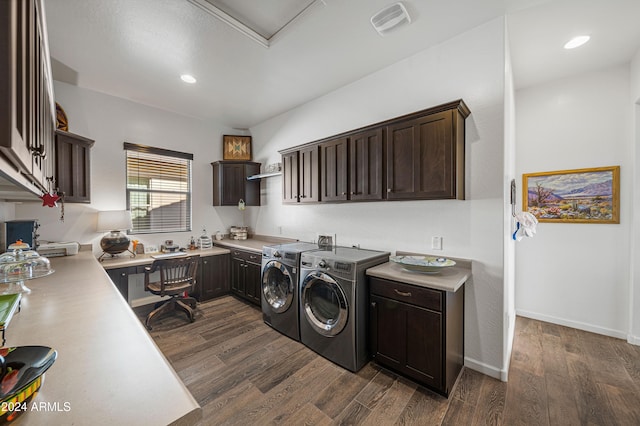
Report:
223,135,252,161
522,166,620,224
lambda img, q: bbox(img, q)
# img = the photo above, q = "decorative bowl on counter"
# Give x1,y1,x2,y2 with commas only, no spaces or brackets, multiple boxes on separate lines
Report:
390,255,456,274
0,345,57,423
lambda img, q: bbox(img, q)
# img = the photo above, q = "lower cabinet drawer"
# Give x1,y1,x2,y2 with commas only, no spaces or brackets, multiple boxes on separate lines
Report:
230,249,261,263
369,277,442,311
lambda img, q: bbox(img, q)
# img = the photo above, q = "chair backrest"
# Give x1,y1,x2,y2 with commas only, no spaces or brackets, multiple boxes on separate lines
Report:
144,255,199,296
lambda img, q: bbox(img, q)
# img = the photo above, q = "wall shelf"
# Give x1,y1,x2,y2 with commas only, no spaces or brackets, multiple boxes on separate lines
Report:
247,172,282,181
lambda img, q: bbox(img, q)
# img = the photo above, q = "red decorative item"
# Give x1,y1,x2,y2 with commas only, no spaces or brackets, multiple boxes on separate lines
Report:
40,192,60,207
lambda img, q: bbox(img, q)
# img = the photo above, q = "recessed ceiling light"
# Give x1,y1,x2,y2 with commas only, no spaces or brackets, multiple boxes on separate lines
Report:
180,74,197,84
564,35,590,49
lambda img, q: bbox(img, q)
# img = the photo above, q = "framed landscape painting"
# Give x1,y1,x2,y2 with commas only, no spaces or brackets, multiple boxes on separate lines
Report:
522,166,620,224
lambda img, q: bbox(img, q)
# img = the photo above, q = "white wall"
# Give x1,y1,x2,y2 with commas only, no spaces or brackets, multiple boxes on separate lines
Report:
251,19,509,378
0,202,16,223
502,21,517,379
515,65,633,338
15,81,244,254
629,48,640,343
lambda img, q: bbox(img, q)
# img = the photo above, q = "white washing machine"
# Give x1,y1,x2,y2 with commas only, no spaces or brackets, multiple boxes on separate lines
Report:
261,241,321,341
298,247,389,372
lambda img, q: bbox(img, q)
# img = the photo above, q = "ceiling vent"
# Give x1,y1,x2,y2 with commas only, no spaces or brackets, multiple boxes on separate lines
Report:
370,2,411,36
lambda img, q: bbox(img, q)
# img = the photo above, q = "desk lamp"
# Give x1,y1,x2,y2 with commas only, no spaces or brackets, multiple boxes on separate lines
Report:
97,210,134,261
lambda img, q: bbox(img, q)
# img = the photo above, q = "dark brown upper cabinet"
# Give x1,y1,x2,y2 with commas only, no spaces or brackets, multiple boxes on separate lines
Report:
386,111,454,200
320,137,348,202
55,130,94,203
212,161,261,206
282,151,299,203
349,128,383,201
0,0,55,194
386,101,469,200
280,100,469,204
281,145,319,204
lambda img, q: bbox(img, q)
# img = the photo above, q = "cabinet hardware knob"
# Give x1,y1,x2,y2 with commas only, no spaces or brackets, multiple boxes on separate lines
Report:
387,188,392,193
371,301,376,308
341,192,347,195
394,289,412,297
350,192,355,195
30,145,46,159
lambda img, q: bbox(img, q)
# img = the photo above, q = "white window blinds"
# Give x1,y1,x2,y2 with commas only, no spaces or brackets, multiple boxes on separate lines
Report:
124,143,193,234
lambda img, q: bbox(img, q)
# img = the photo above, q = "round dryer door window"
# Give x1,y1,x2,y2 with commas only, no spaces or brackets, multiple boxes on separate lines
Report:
262,261,294,313
301,271,348,337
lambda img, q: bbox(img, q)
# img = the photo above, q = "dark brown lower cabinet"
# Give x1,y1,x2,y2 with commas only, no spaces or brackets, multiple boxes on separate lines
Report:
194,254,230,302
106,265,145,301
230,249,262,306
106,254,230,304
369,277,464,396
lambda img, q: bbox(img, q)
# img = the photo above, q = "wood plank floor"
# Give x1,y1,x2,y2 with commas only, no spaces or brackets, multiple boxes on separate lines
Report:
134,296,640,425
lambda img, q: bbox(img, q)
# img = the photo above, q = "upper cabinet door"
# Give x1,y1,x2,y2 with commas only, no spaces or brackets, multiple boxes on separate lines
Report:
55,130,94,203
0,0,54,192
349,128,383,201
282,151,299,204
320,137,348,202
212,161,261,206
386,110,458,200
299,145,319,203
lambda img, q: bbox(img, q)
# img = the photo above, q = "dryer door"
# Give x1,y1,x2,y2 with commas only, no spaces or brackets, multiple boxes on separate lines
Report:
262,261,294,313
301,271,348,337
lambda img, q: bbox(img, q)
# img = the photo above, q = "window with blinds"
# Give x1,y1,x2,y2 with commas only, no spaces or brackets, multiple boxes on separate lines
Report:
124,143,193,234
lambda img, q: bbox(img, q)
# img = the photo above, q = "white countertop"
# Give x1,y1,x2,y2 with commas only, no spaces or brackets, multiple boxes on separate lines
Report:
213,235,296,253
100,246,230,270
6,252,201,425
366,261,471,292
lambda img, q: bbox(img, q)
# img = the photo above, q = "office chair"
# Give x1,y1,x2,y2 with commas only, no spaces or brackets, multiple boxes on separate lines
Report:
143,255,199,330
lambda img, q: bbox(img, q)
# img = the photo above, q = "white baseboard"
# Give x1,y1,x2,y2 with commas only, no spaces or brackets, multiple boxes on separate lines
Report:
516,309,627,340
464,357,508,382
627,334,640,345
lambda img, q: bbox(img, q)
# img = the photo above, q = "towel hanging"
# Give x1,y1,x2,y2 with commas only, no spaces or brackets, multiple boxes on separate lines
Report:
513,211,538,241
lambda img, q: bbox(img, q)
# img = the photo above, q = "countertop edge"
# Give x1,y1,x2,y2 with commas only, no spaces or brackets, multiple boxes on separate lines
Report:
366,263,471,292
100,247,230,269
213,237,291,253
7,252,201,425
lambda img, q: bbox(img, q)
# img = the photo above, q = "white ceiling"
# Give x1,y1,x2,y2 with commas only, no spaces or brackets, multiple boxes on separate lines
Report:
44,0,640,129
200,0,320,40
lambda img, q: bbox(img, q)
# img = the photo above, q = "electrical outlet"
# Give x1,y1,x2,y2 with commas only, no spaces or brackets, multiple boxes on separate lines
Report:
431,236,443,250
144,245,159,253
278,226,283,235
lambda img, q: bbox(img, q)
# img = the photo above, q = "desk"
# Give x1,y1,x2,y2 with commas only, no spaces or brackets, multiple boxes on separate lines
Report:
100,248,230,305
